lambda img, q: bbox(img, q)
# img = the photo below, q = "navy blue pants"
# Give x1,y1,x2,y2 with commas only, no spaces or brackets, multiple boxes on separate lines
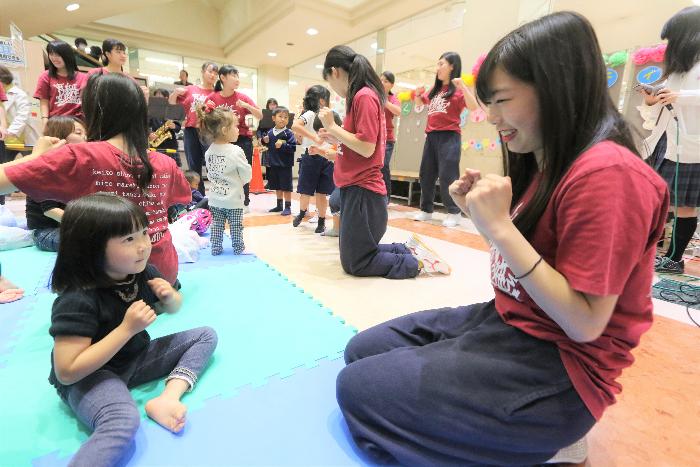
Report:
336,300,595,466
419,131,462,214
233,136,253,206
339,186,419,279
33,228,60,252
381,141,395,201
297,152,335,196
183,127,208,195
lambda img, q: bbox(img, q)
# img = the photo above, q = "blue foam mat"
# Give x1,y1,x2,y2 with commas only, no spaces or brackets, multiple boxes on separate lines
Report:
34,357,390,466
1,251,356,465
0,247,56,296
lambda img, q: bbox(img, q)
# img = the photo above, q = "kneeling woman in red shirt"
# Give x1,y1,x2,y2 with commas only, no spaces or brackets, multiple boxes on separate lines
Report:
319,46,450,279
0,73,191,285
335,12,669,466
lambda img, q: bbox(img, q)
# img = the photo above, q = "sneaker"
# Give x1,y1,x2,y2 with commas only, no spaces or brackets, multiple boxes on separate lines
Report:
405,233,451,275
314,218,326,234
442,213,462,227
413,211,433,222
281,207,291,216
655,257,684,274
322,227,339,237
292,211,306,227
654,255,664,268
269,206,283,213
545,437,587,464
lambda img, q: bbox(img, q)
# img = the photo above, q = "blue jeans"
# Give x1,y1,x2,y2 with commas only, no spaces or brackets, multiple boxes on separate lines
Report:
337,301,595,465
62,327,218,467
381,141,395,201
33,228,60,252
183,127,208,195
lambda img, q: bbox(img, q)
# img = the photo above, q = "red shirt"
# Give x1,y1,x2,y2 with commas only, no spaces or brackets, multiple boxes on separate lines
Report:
490,141,669,420
385,93,399,142
33,70,87,117
420,85,466,134
334,87,386,195
5,141,191,284
0,85,6,101
176,85,214,128
207,91,258,138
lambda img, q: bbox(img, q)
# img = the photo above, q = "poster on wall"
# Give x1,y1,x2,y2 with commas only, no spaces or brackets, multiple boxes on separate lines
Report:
0,22,26,68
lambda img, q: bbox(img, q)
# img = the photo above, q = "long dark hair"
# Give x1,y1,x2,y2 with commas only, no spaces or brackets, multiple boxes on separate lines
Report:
214,64,238,92
81,73,153,190
46,40,77,80
322,45,385,110
51,193,149,293
661,6,700,76
302,85,330,113
101,38,126,66
475,11,638,240
381,70,395,95
429,51,461,100
266,98,278,109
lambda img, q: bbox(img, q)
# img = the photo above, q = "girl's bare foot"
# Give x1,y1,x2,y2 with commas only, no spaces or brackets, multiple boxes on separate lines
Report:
0,276,23,304
145,396,187,433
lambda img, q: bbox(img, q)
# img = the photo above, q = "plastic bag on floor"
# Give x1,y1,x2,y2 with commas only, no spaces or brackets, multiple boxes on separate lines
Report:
0,205,18,227
170,216,209,263
0,226,34,250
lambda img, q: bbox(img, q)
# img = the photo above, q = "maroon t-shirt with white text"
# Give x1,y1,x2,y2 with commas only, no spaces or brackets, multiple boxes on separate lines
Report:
177,85,214,128
5,142,191,284
490,141,669,420
207,91,258,138
33,70,87,117
419,85,466,134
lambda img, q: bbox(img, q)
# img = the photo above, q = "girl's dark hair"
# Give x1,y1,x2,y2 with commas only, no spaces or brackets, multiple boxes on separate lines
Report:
46,40,77,80
44,115,84,139
51,192,149,293
82,73,153,190
475,11,638,241
322,45,386,110
214,64,238,92
381,70,395,95
196,102,237,144
661,6,700,76
429,51,461,100
302,85,330,113
313,110,342,132
153,88,170,98
0,65,13,85
101,39,126,66
266,98,278,109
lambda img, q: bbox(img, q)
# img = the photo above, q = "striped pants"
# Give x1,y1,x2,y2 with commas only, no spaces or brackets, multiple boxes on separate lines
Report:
210,207,244,255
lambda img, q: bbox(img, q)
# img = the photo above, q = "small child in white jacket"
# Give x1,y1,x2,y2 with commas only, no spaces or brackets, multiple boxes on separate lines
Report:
197,101,253,255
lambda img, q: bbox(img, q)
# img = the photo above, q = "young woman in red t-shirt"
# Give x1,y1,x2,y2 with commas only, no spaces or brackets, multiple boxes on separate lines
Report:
413,51,477,227
209,64,262,211
336,12,669,465
318,46,450,279
1,73,191,285
379,71,400,201
34,40,87,127
170,61,219,195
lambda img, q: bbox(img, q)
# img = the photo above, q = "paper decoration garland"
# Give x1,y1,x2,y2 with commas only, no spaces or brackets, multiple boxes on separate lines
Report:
459,108,470,128
401,101,412,116
414,103,425,113
632,44,666,65
470,108,487,123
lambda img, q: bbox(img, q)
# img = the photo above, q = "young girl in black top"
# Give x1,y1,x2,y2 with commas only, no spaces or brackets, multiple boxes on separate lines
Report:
48,193,217,466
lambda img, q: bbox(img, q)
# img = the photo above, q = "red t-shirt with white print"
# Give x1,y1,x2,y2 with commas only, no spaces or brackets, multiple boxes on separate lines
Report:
419,85,466,134
334,87,386,195
177,85,215,128
5,141,191,284
490,141,669,421
207,91,258,138
385,93,400,143
33,70,88,117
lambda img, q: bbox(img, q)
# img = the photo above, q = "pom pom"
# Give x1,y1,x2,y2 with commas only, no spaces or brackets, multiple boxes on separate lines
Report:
607,51,628,68
462,73,475,87
472,53,487,78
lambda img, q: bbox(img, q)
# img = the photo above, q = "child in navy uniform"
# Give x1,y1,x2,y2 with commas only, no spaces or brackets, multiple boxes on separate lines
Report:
262,106,297,216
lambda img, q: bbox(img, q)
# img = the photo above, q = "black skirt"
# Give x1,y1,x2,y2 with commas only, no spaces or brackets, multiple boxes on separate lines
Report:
652,133,700,207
